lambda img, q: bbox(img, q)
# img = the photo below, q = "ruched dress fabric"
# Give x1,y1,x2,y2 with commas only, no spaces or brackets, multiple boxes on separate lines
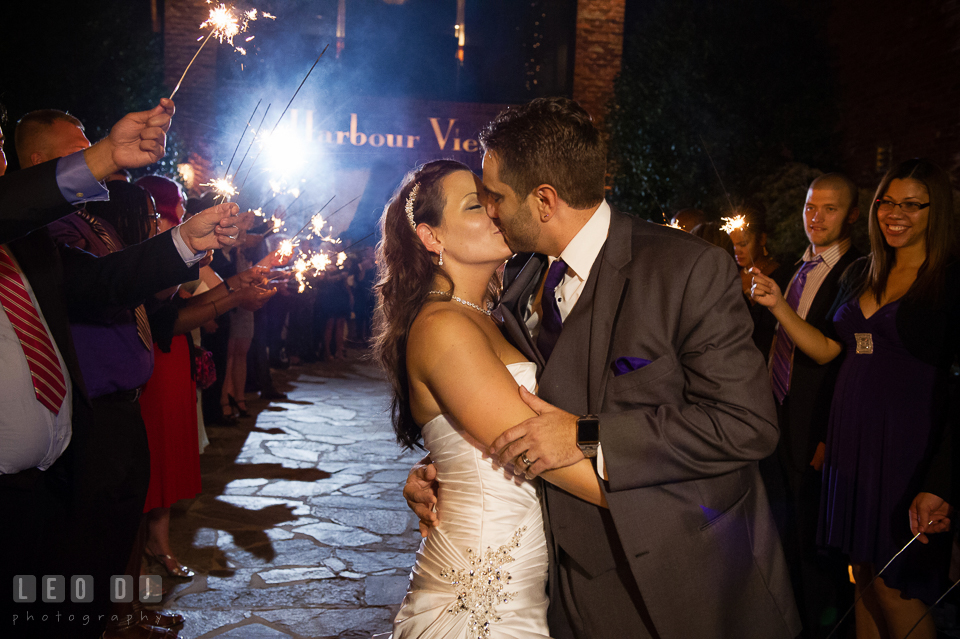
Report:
387,362,552,639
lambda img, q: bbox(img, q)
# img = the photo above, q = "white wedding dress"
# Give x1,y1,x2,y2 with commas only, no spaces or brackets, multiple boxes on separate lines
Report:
386,362,552,639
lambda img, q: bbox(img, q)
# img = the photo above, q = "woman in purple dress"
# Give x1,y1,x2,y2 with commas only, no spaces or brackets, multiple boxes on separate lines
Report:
751,158,958,639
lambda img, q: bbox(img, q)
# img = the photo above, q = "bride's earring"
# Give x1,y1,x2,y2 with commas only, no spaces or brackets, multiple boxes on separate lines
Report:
438,249,444,266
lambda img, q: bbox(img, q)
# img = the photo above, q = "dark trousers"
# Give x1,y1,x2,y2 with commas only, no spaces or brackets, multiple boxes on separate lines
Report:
0,453,72,638
0,395,149,638
65,396,151,638
761,414,853,639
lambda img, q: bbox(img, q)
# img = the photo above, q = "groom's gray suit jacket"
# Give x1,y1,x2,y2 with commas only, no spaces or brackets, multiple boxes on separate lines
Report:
499,209,802,639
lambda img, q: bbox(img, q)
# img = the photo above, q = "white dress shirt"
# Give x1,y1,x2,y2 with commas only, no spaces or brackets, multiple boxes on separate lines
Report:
787,238,852,322
0,251,74,474
523,200,612,479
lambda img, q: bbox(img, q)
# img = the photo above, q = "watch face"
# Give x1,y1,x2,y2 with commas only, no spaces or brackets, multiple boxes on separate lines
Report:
577,416,600,444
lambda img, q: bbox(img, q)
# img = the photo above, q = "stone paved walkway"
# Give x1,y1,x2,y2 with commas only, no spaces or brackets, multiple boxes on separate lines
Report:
155,354,422,638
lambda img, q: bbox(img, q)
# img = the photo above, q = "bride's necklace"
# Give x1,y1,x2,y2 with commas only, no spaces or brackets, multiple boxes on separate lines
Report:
427,291,492,316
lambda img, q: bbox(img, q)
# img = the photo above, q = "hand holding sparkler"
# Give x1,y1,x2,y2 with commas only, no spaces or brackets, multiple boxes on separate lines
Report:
259,246,294,269
748,268,783,310
179,202,243,253
227,265,270,292
235,283,278,312
909,492,951,543
83,99,176,180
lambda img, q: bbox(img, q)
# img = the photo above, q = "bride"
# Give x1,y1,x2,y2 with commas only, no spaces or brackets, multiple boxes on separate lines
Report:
372,160,606,638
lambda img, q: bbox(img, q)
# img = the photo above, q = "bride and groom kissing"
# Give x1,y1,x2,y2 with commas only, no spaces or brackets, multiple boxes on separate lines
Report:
373,97,802,639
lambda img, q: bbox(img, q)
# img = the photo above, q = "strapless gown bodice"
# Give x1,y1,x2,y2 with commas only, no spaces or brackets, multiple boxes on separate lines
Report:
389,361,551,639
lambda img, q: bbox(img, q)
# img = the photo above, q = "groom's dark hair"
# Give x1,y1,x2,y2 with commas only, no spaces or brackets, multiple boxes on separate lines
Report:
479,97,606,209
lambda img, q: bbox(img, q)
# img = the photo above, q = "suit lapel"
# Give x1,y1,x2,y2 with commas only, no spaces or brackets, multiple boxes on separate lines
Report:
498,252,547,374
805,247,861,327
586,211,632,412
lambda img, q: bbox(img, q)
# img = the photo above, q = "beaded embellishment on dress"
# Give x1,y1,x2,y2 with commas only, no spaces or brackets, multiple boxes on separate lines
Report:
439,527,527,638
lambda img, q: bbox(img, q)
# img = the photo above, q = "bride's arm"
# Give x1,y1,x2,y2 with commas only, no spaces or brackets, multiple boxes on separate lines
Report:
408,309,607,508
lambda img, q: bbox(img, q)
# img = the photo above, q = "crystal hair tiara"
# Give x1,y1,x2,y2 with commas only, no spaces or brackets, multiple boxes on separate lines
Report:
405,183,420,230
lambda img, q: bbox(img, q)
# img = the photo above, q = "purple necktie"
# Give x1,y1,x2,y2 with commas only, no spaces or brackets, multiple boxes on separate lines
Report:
770,256,823,402
537,259,568,362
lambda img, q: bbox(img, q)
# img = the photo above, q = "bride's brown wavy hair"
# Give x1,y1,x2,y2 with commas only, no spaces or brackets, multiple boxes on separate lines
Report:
373,160,473,449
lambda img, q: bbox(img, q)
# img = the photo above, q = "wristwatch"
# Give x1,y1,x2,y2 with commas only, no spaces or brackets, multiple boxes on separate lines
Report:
576,414,600,458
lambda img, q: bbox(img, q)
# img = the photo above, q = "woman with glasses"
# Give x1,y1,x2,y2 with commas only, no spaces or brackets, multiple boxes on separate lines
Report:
751,158,958,639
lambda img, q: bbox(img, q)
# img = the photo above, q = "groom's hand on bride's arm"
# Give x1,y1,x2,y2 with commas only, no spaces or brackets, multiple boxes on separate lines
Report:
491,386,584,480
404,458,439,537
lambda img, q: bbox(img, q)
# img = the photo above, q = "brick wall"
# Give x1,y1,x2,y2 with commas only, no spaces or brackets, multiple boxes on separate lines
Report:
164,0,218,165
828,0,960,186
572,0,625,125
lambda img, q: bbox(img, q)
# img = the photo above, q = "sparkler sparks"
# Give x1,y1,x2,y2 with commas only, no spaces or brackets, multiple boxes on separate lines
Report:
309,214,326,237
169,3,276,99
720,215,748,235
665,220,682,230
278,239,295,259
201,177,239,200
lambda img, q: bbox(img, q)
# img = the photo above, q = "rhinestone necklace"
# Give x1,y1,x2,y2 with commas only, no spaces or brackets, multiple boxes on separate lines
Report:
427,291,492,316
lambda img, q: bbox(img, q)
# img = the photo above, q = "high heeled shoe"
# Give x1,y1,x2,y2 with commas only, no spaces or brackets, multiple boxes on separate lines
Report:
145,550,196,579
227,394,250,418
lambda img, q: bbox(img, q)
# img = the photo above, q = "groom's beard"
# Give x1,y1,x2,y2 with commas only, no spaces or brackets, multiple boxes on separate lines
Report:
499,200,542,254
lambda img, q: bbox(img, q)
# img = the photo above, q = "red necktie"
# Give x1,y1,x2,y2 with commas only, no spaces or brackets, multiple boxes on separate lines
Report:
0,246,68,414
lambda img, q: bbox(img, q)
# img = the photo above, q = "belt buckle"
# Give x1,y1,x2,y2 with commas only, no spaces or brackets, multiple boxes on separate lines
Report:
855,333,873,354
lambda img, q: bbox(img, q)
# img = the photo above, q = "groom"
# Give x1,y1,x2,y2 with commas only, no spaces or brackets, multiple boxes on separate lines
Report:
405,97,801,638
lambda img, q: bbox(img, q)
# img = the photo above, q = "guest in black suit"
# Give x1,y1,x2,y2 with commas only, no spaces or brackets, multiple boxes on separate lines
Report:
0,99,242,639
759,173,862,637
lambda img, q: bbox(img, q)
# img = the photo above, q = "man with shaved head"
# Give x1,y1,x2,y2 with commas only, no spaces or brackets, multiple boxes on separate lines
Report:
761,172,861,638
15,109,88,167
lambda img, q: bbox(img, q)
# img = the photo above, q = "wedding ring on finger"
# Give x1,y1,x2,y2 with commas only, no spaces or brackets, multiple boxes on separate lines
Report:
520,452,533,466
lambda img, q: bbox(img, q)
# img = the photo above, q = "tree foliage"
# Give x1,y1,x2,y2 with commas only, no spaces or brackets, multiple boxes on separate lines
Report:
0,0,168,168
606,0,839,222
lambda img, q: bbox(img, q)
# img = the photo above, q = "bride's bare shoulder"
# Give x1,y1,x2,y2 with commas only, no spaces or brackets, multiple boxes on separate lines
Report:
408,303,492,362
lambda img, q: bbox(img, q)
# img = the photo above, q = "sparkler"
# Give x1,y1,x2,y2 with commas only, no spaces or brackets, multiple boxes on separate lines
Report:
825,526,931,639
269,214,284,233
271,195,361,294
233,104,271,184
290,195,336,240
201,177,239,200
169,4,274,100
278,239,295,260
720,213,755,270
720,214,747,235
222,99,261,181
902,575,960,638
239,45,330,190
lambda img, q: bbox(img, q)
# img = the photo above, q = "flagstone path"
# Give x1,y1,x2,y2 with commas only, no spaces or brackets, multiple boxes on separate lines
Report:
155,356,423,638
